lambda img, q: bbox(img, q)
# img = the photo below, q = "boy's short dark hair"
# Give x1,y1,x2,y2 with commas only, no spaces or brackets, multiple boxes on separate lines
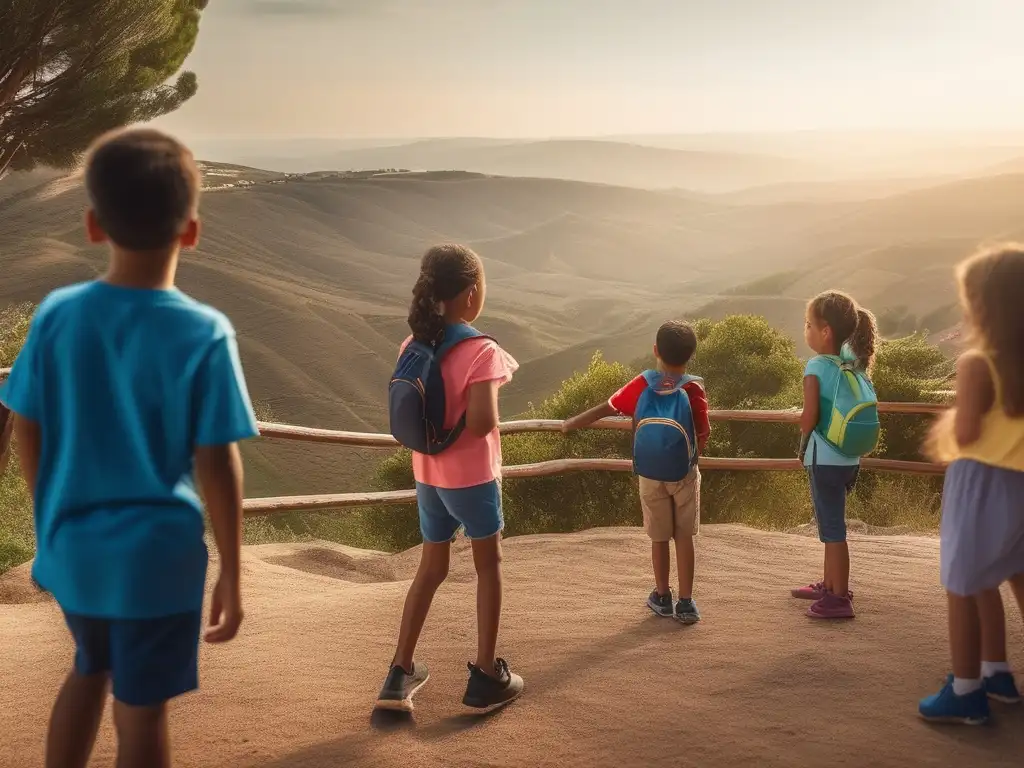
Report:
84,128,200,251
656,321,697,367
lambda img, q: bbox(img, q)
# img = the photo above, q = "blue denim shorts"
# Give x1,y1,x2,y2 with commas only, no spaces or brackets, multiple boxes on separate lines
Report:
807,464,859,544
416,480,503,544
63,610,202,707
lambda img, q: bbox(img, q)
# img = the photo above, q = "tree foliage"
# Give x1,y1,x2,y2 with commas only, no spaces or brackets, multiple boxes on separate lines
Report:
0,0,208,175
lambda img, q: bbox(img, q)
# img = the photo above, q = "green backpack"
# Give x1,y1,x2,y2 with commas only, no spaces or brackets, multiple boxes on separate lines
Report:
815,355,880,458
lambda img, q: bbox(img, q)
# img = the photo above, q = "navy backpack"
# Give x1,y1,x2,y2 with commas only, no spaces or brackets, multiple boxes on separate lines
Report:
632,370,702,482
389,324,493,455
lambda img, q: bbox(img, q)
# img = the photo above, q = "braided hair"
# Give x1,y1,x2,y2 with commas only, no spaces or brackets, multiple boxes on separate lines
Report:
408,244,483,344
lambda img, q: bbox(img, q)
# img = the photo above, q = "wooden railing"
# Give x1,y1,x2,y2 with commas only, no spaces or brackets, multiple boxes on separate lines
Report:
245,401,947,516
0,364,949,515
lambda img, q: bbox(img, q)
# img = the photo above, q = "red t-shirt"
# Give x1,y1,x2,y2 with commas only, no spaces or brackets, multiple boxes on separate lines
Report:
609,374,711,445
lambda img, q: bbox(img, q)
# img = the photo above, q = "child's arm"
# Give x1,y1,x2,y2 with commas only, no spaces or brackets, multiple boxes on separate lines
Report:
466,379,501,437
190,330,259,644
12,415,41,496
951,352,992,447
926,351,993,460
195,443,245,643
563,402,616,433
687,384,711,453
799,375,819,460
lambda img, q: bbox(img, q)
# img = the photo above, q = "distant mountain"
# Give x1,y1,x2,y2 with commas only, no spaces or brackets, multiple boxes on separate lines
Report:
230,138,825,193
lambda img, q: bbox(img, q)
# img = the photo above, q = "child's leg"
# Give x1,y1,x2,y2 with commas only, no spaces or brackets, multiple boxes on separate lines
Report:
825,542,850,597
948,592,982,687
652,541,671,596
977,588,1009,669
639,478,673,596
46,671,109,768
393,541,451,671
471,533,502,674
113,702,170,768
108,611,202,768
48,615,112,768
674,536,694,599
437,480,504,674
672,469,700,600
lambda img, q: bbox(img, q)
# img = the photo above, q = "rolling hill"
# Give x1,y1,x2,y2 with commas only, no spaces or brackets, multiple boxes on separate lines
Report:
3,163,1021,498
227,138,826,193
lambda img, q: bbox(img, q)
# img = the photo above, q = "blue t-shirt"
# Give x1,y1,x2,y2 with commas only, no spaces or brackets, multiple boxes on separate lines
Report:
803,354,860,467
0,281,259,619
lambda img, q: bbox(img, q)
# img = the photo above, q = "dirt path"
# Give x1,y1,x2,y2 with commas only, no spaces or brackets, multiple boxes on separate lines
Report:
2,525,1022,767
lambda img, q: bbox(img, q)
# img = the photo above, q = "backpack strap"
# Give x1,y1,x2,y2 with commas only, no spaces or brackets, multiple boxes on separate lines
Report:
436,323,493,360
642,369,700,393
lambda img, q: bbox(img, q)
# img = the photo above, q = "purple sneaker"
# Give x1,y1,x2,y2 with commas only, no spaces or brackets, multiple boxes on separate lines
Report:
791,581,825,600
807,591,855,619
791,581,854,602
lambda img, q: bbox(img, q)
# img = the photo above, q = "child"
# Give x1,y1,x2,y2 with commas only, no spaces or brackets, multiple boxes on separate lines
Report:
794,290,877,619
375,244,525,712
918,245,1024,725
563,321,709,623
0,128,259,768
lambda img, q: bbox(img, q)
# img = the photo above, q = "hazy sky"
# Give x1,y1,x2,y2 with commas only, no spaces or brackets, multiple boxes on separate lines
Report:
155,0,1024,140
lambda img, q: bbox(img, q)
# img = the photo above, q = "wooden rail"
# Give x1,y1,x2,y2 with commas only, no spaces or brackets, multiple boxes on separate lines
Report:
256,401,947,446
246,402,947,515
0,361,947,516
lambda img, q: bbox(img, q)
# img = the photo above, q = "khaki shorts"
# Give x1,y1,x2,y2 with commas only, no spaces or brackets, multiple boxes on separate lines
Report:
639,468,700,542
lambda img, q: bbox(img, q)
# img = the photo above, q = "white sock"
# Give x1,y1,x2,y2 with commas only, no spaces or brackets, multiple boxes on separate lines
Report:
952,677,983,696
981,661,1011,678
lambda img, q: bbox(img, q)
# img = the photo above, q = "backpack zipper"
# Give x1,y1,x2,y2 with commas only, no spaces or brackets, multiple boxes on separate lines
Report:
636,417,694,458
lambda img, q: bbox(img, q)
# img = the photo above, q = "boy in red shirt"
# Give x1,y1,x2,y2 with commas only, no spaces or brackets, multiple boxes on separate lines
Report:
563,321,710,623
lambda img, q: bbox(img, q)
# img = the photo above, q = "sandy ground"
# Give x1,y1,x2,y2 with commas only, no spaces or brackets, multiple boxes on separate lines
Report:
1,524,1022,768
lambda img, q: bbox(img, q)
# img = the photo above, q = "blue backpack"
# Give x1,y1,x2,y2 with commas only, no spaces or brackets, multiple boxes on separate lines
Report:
632,370,702,483
389,324,493,455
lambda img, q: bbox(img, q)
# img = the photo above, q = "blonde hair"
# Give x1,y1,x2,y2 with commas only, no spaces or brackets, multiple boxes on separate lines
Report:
956,244,1024,415
926,244,1024,461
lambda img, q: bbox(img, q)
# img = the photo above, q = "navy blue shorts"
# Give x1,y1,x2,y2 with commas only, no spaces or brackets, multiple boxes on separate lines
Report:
416,480,503,544
807,464,859,543
63,610,202,707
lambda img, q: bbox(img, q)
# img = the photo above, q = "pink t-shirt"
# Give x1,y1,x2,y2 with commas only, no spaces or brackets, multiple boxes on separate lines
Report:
400,335,519,489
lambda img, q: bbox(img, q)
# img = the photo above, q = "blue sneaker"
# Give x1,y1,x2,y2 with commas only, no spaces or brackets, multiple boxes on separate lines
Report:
675,597,701,625
984,672,1022,704
919,678,990,725
647,589,674,617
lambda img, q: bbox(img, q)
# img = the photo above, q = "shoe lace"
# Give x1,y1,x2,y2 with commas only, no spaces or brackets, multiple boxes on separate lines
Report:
494,658,511,680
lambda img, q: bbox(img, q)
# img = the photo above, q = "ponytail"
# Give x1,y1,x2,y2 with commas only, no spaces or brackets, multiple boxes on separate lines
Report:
809,290,876,371
407,244,483,345
850,307,877,372
408,272,445,344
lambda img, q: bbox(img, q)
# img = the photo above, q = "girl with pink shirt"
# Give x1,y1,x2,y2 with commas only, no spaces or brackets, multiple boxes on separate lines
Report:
375,244,524,713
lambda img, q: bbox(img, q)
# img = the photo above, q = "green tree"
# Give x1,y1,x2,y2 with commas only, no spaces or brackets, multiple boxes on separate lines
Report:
1,0,208,176
688,315,803,460
872,333,950,461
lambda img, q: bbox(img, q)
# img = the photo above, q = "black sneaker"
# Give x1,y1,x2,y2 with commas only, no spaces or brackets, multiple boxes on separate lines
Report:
375,661,430,712
647,589,674,617
675,597,701,625
462,658,524,710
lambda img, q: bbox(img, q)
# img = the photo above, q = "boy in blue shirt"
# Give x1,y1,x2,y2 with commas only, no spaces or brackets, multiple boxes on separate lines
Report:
1,128,259,768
